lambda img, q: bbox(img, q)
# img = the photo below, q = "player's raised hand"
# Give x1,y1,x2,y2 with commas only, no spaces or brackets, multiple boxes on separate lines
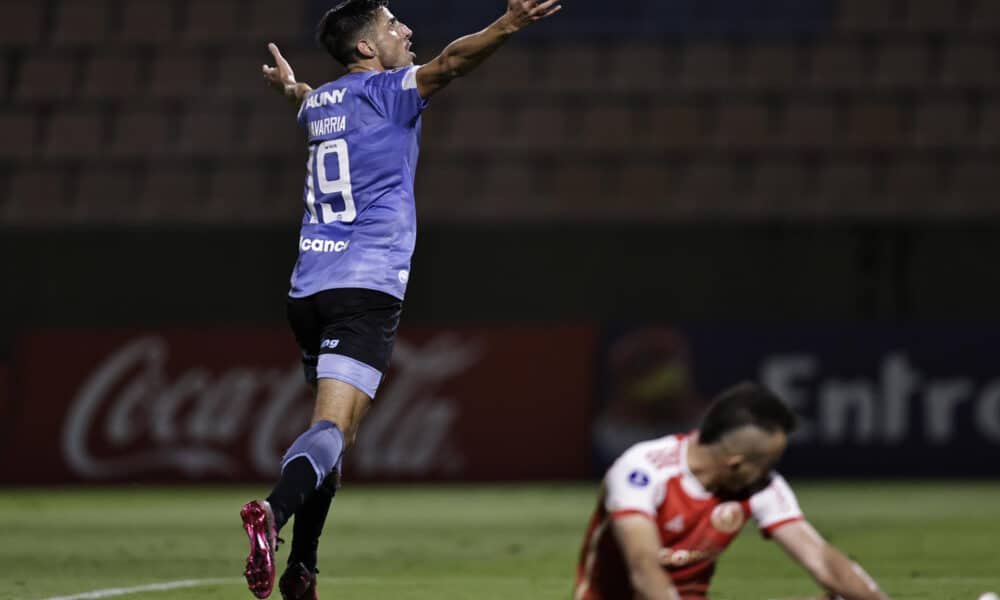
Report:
261,42,297,95
504,0,562,31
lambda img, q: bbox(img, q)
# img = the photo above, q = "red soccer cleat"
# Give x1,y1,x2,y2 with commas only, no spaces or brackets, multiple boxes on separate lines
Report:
279,562,319,600
241,500,278,599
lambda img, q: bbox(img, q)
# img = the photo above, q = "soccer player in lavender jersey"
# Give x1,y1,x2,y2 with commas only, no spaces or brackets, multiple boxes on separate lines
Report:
576,383,890,600
240,1,561,599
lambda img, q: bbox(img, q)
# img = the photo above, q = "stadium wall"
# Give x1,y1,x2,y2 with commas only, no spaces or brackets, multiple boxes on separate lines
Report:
1,223,998,483
2,223,1000,329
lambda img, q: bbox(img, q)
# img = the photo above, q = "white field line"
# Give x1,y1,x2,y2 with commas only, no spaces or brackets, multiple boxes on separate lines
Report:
38,574,585,600
40,578,235,600
39,576,391,600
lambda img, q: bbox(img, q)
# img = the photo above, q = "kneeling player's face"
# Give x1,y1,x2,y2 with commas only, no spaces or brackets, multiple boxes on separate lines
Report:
722,431,788,493
374,7,415,68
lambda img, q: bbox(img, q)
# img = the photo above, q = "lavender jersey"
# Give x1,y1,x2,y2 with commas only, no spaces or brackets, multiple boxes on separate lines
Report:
290,66,428,300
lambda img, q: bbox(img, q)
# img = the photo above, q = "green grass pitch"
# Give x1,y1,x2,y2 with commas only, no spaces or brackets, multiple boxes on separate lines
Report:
1,482,998,599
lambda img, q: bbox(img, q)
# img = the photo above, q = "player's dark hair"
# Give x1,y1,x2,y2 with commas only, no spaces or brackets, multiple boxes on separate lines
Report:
316,0,389,67
698,382,797,444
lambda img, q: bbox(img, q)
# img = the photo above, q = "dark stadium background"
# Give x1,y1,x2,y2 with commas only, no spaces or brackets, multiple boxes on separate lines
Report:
1,0,999,486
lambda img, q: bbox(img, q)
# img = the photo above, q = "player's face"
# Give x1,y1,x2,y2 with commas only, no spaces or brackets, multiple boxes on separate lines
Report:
718,430,788,494
372,7,415,69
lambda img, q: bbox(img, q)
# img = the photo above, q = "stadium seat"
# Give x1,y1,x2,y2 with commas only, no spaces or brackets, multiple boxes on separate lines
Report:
873,41,932,90
109,109,171,159
778,103,836,150
442,106,506,152
845,101,904,150
246,0,307,42
607,44,673,93
462,46,540,94
740,44,803,92
115,0,175,44
579,105,635,152
148,52,209,99
414,160,474,219
246,108,305,157
679,43,734,91
545,161,608,217
41,111,105,160
541,45,604,93
4,168,74,225
672,161,737,218
641,104,707,150
75,168,139,223
0,56,8,100
14,55,78,101
418,100,450,154
814,161,878,217
479,160,542,218
950,160,1000,214
0,1,43,46
276,162,307,207
713,103,774,150
837,0,900,33
912,100,971,149
940,42,998,89
286,52,347,90
140,167,208,222
884,158,944,214
207,166,274,222
51,0,111,46
81,54,142,99
807,42,870,91
173,109,236,158
969,0,1000,33
504,106,568,152
183,0,243,44
750,160,810,214
980,103,1000,148
0,112,36,159
674,160,759,220
905,0,966,33
614,163,678,215
214,51,271,99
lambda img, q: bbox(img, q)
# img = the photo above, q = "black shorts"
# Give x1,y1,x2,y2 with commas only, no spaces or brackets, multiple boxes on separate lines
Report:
286,288,402,392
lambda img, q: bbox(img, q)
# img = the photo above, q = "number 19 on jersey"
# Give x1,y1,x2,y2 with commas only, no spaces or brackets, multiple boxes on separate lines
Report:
305,139,357,224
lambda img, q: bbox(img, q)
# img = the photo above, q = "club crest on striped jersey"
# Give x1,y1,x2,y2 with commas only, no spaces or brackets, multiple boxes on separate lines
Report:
710,501,745,533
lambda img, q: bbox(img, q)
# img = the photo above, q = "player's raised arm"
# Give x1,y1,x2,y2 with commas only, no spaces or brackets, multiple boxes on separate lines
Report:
610,515,683,600
414,0,562,99
261,43,313,107
771,521,890,600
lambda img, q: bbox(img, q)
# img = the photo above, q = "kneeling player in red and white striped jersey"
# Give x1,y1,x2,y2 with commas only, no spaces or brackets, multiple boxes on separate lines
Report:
575,382,888,600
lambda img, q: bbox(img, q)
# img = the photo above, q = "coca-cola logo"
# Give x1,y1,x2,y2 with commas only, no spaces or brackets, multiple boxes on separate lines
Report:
61,334,483,480
353,334,482,476
62,336,310,479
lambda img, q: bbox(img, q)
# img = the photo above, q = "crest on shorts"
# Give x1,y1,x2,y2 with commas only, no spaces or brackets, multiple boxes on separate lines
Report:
710,501,745,534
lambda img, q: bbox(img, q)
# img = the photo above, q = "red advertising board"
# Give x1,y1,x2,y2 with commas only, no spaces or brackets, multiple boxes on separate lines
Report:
1,326,596,484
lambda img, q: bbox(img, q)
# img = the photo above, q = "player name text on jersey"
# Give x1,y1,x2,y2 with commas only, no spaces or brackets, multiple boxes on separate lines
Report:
309,116,348,137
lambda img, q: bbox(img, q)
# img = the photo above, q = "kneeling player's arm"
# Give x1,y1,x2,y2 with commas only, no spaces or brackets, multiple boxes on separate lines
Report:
416,0,561,99
611,515,682,600
772,521,890,600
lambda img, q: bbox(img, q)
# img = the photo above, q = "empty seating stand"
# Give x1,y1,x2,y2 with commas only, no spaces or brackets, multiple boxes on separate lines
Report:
1,0,998,224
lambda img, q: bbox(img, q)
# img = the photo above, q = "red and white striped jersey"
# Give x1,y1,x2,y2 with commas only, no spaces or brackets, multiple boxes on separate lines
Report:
575,433,804,600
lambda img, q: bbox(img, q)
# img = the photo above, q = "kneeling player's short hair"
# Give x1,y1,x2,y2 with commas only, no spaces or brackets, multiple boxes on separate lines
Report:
698,382,797,444
316,0,389,67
